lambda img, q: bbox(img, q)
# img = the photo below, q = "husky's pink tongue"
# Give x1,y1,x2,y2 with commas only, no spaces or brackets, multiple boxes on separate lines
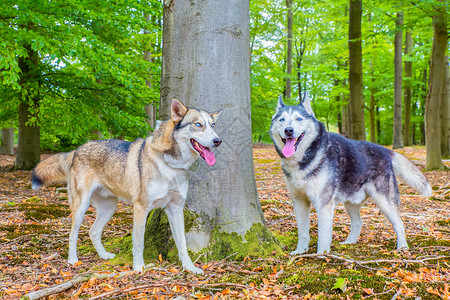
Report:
203,148,216,166
282,138,296,157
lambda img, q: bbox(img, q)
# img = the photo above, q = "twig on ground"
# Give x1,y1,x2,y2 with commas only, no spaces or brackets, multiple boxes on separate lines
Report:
89,280,249,300
24,271,134,300
390,287,402,300
288,253,448,267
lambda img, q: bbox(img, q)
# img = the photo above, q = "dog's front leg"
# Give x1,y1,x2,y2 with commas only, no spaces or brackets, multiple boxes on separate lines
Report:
316,200,335,254
132,203,150,272
291,196,311,255
165,202,203,274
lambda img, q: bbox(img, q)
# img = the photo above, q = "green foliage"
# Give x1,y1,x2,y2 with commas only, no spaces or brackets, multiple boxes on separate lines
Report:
0,1,443,148
249,0,437,145
0,0,162,150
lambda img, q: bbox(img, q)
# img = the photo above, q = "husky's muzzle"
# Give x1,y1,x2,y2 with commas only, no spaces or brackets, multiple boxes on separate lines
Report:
190,138,222,166
281,128,304,157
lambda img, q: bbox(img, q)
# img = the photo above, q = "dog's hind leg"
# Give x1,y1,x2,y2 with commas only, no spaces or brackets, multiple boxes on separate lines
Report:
67,190,92,265
342,202,363,244
290,195,311,255
372,191,408,249
165,201,203,274
90,196,118,260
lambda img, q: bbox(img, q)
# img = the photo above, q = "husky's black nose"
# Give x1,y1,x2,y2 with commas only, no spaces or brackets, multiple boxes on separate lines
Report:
213,138,222,147
285,127,294,137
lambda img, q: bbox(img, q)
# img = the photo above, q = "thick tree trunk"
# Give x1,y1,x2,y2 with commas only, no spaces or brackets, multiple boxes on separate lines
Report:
425,6,447,170
151,0,280,262
393,11,404,149
15,44,40,170
1,127,14,155
441,56,450,157
403,30,413,146
284,0,293,99
348,0,366,140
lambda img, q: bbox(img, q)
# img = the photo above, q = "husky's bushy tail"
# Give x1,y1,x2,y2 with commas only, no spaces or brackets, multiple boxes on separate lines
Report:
32,152,74,190
391,152,432,197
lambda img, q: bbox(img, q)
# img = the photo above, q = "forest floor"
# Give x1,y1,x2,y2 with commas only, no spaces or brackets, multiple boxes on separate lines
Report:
0,144,449,299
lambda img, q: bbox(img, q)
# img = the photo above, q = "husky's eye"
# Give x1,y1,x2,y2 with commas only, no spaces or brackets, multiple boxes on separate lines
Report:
211,123,215,128
279,118,285,122
194,122,202,127
296,117,303,121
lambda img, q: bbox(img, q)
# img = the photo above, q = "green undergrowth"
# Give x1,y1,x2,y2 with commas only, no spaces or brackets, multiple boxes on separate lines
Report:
206,222,283,260
1,197,70,221
111,210,283,266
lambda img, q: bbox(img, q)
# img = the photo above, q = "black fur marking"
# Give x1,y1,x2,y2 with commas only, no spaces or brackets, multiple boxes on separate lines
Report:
138,139,146,181
105,139,132,153
282,165,292,179
174,121,190,131
31,172,43,190
134,139,147,194
325,132,396,198
298,122,327,170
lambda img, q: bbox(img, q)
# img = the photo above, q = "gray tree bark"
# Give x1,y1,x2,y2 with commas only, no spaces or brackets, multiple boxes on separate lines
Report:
393,11,404,149
1,127,14,155
348,0,366,141
403,30,413,146
150,0,280,261
425,2,447,170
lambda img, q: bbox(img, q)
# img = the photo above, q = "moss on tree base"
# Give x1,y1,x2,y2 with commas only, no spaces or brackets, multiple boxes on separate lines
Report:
111,208,282,266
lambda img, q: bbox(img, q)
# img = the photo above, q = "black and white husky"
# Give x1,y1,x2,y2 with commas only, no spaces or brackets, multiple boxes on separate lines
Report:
270,95,432,255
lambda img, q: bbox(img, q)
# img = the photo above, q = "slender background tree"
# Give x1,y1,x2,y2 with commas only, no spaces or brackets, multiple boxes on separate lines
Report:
348,0,366,140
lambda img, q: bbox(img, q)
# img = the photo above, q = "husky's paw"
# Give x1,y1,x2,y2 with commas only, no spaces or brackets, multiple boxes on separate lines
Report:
99,252,116,260
184,264,204,275
395,246,409,253
341,239,357,245
67,257,79,265
290,248,307,256
133,264,144,273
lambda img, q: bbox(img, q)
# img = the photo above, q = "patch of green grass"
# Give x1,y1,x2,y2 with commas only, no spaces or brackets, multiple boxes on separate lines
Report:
255,158,276,164
1,201,70,221
0,224,54,240
437,219,449,226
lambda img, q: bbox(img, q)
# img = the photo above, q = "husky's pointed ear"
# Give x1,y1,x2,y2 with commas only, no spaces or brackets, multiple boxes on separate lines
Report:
276,95,285,111
210,109,222,123
300,92,315,116
171,98,188,123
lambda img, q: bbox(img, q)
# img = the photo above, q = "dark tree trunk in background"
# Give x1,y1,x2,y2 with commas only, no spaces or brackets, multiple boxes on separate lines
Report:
1,127,14,155
420,69,427,145
348,0,366,140
144,12,157,131
15,44,40,170
403,30,413,146
441,56,450,157
150,0,280,262
376,105,381,144
425,2,446,170
370,63,376,143
393,11,404,149
284,0,293,99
